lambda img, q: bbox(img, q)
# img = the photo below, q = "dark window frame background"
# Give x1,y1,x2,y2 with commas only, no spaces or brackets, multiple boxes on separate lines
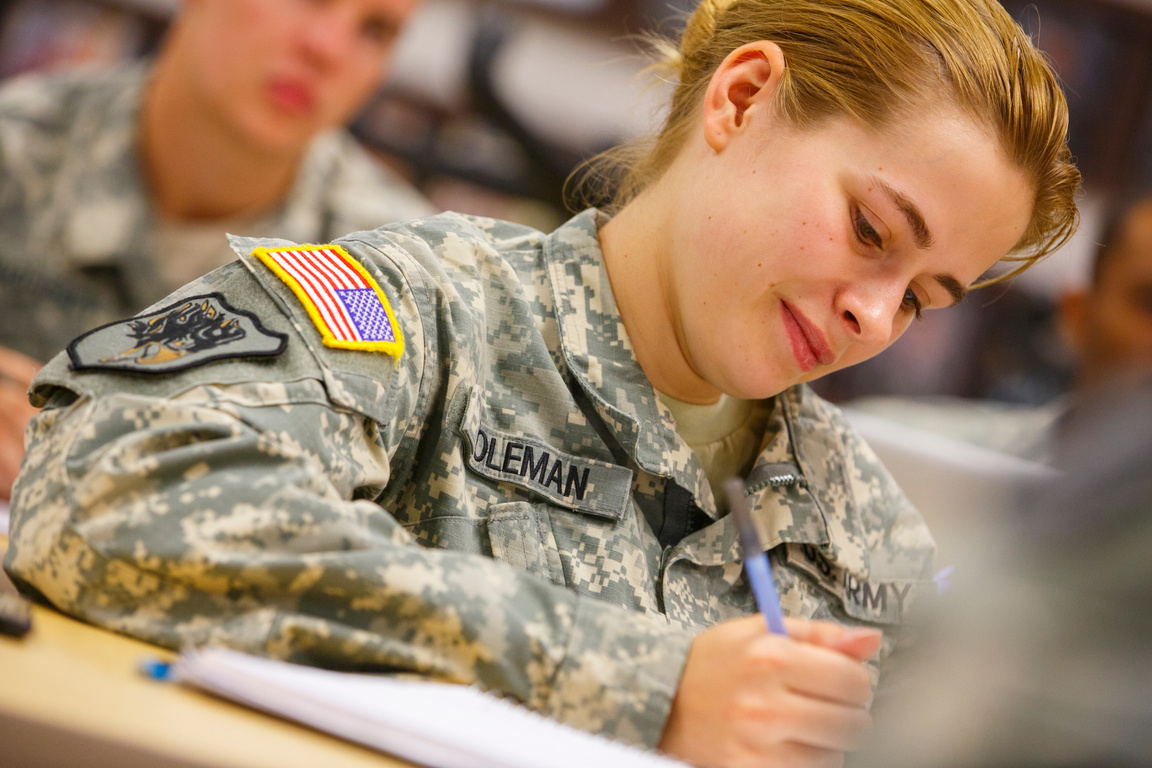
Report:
1003,0,1152,202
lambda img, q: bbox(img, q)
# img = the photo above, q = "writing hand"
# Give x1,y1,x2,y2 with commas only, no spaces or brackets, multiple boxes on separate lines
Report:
658,615,882,768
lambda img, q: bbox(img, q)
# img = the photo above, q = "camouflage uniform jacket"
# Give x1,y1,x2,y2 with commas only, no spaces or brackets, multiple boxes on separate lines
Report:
0,63,433,363
5,210,936,748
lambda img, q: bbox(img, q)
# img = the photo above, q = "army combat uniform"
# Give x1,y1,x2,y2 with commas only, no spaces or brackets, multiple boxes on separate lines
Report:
0,63,433,363
5,210,936,747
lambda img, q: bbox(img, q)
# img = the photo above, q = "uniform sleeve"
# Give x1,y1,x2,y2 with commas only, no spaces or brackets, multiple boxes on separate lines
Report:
2,246,695,748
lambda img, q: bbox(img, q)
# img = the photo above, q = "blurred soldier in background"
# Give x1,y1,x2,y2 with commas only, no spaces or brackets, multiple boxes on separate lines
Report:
856,375,1152,767
0,0,433,498
1059,196,1152,392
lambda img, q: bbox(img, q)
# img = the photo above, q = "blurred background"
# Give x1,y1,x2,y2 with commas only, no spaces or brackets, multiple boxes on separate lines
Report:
0,0,1149,407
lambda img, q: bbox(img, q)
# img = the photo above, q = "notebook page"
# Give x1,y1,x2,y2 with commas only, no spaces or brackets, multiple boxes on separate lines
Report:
176,647,688,768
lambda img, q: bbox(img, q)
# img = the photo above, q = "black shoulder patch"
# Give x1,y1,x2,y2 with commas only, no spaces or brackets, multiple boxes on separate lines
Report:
68,293,287,374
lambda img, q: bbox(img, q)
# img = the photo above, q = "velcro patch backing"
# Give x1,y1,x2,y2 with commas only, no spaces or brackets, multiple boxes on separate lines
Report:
252,244,403,357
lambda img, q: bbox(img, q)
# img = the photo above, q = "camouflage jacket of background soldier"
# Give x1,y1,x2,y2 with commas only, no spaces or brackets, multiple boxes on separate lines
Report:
0,62,432,363
4,210,937,748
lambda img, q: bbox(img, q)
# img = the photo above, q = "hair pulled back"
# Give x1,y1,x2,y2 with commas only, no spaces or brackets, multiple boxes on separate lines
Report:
580,0,1080,277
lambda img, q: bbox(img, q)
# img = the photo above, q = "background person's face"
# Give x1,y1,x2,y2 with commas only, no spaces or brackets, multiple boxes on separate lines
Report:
1073,209,1152,387
180,0,419,153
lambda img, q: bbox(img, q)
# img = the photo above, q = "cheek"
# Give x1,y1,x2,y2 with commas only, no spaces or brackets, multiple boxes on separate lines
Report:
332,58,386,114
222,0,286,50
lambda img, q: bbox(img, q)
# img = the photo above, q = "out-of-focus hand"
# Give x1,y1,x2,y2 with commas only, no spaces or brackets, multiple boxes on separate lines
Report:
658,615,883,768
0,346,42,501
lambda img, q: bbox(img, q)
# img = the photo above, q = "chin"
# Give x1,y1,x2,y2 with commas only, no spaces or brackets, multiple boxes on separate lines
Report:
240,109,317,154
721,367,795,401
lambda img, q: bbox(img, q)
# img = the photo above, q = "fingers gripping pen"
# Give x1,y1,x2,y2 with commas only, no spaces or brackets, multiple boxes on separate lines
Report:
725,477,788,635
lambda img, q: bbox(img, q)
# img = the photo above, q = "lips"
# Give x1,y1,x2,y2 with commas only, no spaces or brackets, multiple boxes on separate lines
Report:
781,301,834,371
267,77,316,116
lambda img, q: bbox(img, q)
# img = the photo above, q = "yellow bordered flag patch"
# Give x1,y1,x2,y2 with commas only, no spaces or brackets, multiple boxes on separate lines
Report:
252,244,403,357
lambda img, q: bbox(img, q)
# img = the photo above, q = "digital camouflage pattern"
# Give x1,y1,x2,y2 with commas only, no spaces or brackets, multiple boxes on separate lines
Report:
0,63,433,363
5,210,936,747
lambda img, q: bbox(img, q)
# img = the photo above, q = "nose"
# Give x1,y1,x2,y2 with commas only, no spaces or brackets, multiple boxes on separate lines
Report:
298,8,358,70
835,278,906,349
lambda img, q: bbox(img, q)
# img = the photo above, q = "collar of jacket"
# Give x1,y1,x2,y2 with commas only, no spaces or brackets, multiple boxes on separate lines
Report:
542,210,693,479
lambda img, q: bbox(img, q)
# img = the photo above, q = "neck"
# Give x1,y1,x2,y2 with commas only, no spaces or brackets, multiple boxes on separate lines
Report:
599,175,722,405
140,48,302,221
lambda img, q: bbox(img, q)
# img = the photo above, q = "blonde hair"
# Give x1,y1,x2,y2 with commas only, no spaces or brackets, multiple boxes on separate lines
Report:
575,0,1081,278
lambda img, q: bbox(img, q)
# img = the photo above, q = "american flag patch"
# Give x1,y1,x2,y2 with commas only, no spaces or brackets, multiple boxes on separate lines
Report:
252,244,403,357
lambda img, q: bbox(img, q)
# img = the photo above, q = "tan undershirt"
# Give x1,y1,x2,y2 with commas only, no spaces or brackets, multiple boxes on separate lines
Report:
656,391,770,513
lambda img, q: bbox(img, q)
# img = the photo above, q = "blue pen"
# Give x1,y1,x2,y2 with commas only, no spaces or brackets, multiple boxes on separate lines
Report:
725,477,788,635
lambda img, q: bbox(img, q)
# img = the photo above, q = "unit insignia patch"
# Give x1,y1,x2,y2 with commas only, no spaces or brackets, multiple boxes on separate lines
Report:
68,293,287,374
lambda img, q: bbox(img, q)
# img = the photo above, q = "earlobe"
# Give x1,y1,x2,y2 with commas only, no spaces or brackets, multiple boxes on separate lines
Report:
702,41,786,153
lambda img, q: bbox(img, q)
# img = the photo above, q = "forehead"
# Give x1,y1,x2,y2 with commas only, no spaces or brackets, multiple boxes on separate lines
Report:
1098,206,1152,283
856,110,1032,280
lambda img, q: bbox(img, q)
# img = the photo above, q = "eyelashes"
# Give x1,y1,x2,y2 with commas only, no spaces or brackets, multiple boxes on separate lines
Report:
852,205,883,249
902,288,923,319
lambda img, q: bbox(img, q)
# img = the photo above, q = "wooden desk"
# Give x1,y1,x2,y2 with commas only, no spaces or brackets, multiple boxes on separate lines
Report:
0,534,412,768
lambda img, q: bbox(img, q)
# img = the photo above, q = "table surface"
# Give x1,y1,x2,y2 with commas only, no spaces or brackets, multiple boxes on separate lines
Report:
0,533,412,768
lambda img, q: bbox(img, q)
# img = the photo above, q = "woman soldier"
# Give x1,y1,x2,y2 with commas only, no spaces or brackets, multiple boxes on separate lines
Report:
6,0,1078,765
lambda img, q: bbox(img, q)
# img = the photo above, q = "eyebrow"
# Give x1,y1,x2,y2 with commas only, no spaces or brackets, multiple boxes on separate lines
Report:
934,273,967,306
870,177,935,250
867,177,966,306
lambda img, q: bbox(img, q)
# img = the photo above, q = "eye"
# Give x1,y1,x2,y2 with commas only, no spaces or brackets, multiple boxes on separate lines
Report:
361,15,398,45
853,205,883,249
902,287,923,320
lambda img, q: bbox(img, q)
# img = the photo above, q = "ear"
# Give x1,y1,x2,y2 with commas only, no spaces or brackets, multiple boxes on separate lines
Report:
1057,289,1090,356
703,41,786,153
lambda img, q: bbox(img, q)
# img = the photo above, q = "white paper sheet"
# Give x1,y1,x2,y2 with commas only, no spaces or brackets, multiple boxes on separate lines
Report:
175,647,686,768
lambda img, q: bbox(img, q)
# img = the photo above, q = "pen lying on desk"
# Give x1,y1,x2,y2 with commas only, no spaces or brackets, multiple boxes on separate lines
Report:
724,477,788,635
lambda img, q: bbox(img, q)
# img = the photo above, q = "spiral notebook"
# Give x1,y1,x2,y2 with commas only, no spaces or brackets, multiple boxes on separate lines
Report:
173,647,687,768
